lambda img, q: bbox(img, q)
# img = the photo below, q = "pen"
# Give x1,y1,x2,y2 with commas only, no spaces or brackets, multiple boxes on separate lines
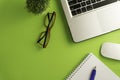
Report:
90,66,96,80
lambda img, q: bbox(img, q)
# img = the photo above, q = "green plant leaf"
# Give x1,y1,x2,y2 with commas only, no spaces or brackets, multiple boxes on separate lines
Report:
26,0,50,14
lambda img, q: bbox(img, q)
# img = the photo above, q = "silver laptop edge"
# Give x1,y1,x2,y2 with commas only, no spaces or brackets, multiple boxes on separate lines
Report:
61,0,120,42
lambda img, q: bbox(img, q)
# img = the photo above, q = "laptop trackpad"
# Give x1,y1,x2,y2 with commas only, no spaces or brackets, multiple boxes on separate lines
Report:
97,2,120,32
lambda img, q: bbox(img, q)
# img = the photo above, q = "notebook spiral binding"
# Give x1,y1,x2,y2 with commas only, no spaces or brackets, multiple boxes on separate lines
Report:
66,54,92,80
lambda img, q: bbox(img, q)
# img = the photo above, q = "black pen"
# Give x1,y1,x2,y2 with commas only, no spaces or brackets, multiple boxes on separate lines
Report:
90,66,96,80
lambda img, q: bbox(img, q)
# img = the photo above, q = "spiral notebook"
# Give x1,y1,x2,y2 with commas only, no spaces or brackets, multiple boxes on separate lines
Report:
66,53,120,80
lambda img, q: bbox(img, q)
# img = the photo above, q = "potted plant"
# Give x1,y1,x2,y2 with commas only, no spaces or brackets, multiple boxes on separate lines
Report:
26,0,50,14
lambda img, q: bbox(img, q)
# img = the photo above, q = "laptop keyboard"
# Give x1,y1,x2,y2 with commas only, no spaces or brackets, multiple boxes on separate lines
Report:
68,0,117,16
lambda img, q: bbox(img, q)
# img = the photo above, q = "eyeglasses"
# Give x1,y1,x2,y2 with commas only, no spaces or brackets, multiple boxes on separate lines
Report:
37,11,56,48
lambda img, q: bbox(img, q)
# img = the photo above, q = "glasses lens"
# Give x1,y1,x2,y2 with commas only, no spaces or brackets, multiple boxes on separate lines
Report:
37,31,50,48
43,31,50,48
44,12,56,28
37,31,46,46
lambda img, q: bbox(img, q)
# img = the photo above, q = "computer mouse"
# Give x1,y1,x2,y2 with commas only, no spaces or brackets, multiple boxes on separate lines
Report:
101,42,120,60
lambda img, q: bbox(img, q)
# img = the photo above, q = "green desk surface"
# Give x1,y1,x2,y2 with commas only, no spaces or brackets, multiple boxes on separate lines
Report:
0,0,120,80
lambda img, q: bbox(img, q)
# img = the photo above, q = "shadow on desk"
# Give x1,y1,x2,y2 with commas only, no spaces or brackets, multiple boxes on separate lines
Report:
54,0,74,43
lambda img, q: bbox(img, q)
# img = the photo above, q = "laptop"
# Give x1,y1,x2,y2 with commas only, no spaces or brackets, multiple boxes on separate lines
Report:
61,0,120,42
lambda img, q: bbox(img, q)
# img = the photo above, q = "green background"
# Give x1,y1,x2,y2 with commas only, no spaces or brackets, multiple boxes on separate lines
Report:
0,0,120,80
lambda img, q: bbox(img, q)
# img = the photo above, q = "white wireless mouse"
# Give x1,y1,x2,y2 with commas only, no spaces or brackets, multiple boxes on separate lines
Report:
101,42,120,60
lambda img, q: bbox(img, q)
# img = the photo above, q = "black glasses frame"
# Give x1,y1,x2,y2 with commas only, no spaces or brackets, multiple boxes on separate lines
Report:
37,11,56,48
